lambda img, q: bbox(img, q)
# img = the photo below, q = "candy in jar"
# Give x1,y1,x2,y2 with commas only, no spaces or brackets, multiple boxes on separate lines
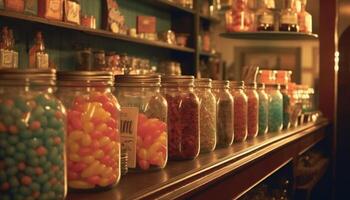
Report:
230,81,248,142
56,71,120,190
162,76,200,160
212,80,234,147
194,78,217,153
0,69,66,200
276,70,293,129
257,83,269,134
225,0,255,32
266,84,283,132
245,83,259,138
115,75,168,171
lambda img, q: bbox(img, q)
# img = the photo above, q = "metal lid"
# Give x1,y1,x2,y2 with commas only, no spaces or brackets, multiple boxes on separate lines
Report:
115,74,161,87
194,78,212,88
57,71,113,86
0,69,56,85
161,75,194,86
230,81,245,89
212,80,230,89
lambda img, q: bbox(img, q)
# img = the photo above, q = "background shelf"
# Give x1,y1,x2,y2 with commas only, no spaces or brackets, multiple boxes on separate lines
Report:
220,31,319,40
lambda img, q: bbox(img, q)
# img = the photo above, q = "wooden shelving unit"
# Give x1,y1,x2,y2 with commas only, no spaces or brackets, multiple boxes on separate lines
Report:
220,31,319,40
139,0,195,14
67,119,329,200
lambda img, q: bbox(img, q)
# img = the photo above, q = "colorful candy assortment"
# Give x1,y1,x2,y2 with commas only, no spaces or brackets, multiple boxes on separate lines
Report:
231,82,248,142
267,86,283,132
246,86,259,138
225,0,254,32
258,85,269,134
136,114,167,170
0,94,66,200
66,92,120,189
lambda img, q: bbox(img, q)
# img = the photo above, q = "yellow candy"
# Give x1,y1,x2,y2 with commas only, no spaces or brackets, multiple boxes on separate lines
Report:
93,150,104,159
69,180,94,189
81,134,92,146
99,178,110,187
101,167,113,178
82,156,95,164
83,122,94,134
69,142,80,153
69,130,84,141
137,136,143,148
81,161,100,178
137,148,148,160
158,133,167,145
98,136,110,146
69,153,81,162
148,142,161,158
96,123,108,132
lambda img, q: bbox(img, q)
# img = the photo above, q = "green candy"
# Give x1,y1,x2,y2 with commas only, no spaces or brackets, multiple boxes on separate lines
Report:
27,149,37,158
24,167,35,176
32,106,45,118
14,97,29,112
19,130,32,140
14,195,25,200
30,182,41,192
48,117,61,129
28,138,42,148
45,109,56,118
8,135,19,145
0,103,11,114
16,142,26,152
45,137,54,147
11,108,22,118
32,128,44,138
4,158,16,166
39,157,47,165
28,157,40,166
6,167,18,176
3,115,14,126
39,193,49,200
19,186,31,196
39,116,48,128
9,177,19,187
5,146,15,155
44,128,56,137
39,177,50,187
14,152,26,162
53,183,63,193
0,171,7,182
1,195,11,200
47,191,56,199
43,162,52,171
0,139,7,148
35,94,48,106
15,119,27,131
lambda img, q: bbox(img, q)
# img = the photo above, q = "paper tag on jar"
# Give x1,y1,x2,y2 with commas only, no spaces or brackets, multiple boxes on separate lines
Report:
120,107,139,168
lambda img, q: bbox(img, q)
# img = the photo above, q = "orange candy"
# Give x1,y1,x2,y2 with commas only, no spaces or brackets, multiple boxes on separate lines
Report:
30,121,41,130
21,176,32,185
36,146,47,156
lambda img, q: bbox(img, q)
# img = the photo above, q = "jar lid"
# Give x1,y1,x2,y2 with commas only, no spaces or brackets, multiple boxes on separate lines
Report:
57,71,113,86
161,75,194,86
194,78,212,88
212,80,230,89
115,74,161,87
230,81,245,89
0,69,56,85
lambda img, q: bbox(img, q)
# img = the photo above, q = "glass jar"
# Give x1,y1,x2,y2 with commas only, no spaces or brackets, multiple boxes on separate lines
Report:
225,0,255,32
212,80,234,147
257,83,269,134
266,84,283,132
0,69,66,200
297,0,312,33
56,71,120,191
281,85,291,129
194,78,217,153
256,0,275,31
161,76,200,160
115,75,167,171
230,81,248,142
279,0,299,32
245,83,259,138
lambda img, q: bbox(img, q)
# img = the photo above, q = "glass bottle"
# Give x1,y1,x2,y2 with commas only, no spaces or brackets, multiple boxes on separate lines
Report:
230,81,248,142
0,27,14,69
266,84,283,132
297,0,312,33
56,71,121,191
8,29,18,69
212,80,234,148
225,0,255,32
279,0,299,32
161,76,200,160
29,32,49,69
115,75,168,171
245,83,259,138
276,70,293,130
257,83,269,134
0,69,66,200
256,0,275,31
194,78,217,153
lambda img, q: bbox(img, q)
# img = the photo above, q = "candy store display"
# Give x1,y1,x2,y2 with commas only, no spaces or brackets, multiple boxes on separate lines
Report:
245,83,259,138
212,80,234,148
115,75,167,171
231,81,248,142
225,0,254,32
162,76,200,160
194,78,217,153
257,83,269,134
0,69,66,200
266,84,283,132
56,71,120,190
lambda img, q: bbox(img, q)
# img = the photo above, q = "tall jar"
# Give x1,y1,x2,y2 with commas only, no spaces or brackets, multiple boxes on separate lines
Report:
56,71,120,191
212,80,234,148
245,83,259,138
257,83,269,134
0,69,66,200
281,85,292,129
194,78,217,153
266,84,283,132
161,76,200,160
230,81,248,142
114,75,168,171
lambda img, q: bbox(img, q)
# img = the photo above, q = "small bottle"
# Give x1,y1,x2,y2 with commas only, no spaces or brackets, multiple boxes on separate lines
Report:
0,27,13,69
297,0,312,33
279,0,299,32
29,32,49,69
256,0,275,31
8,29,18,69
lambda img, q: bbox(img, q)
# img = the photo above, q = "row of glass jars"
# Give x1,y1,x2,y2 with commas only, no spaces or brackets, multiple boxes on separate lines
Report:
0,69,302,199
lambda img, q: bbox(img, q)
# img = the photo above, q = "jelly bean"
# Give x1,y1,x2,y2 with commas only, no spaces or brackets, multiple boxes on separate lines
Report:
138,160,150,170
93,150,104,159
87,175,101,185
79,147,92,157
82,156,95,164
83,121,94,134
29,121,41,130
21,176,32,185
36,146,47,156
69,180,94,189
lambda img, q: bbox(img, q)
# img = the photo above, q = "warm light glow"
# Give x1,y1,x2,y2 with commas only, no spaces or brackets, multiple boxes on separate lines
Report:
334,51,340,72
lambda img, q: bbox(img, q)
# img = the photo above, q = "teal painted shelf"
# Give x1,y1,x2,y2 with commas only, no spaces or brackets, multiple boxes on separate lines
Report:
0,10,195,53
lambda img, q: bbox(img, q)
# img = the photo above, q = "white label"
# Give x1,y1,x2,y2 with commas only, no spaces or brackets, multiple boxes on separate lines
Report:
280,14,298,25
36,53,49,69
120,107,139,168
259,15,274,25
0,50,13,68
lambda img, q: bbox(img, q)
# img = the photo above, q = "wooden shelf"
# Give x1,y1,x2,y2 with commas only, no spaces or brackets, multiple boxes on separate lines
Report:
67,119,329,200
199,51,218,57
220,31,319,40
139,0,195,15
199,14,221,23
0,10,195,53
